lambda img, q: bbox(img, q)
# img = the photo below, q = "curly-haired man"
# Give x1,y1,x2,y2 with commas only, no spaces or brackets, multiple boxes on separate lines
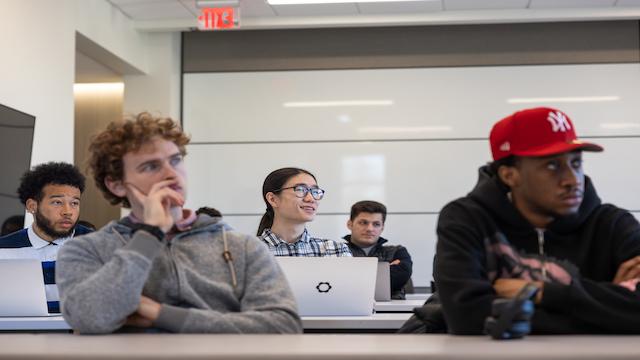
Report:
0,162,92,313
56,112,302,334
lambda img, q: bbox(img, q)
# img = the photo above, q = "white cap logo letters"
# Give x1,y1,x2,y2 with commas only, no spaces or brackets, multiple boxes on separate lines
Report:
547,111,572,132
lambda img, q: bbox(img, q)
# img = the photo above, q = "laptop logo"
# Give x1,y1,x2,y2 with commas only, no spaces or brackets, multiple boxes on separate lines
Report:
316,282,332,293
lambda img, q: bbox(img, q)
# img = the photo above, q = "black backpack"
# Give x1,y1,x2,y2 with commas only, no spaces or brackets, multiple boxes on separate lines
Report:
397,292,447,333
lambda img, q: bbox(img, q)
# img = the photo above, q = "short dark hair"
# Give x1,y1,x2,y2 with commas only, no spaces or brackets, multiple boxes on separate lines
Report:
350,200,387,222
17,162,85,204
488,155,519,175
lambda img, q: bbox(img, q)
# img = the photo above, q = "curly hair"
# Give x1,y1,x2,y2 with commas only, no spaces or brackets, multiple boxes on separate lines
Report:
17,162,85,204
88,112,190,207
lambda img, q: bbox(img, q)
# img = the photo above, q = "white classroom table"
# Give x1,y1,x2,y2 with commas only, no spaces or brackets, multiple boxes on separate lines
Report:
405,293,431,301
1,313,412,332
0,297,430,331
374,299,425,312
0,333,639,360
302,313,411,330
0,316,69,331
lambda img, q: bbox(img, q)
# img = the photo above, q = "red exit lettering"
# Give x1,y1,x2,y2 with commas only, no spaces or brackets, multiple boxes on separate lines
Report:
198,7,235,30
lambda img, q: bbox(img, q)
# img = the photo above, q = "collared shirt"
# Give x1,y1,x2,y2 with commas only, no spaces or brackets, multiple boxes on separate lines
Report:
27,226,70,261
260,228,352,257
0,225,72,261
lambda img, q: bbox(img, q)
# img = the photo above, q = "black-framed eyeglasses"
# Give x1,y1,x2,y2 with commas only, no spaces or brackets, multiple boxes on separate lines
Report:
272,184,325,200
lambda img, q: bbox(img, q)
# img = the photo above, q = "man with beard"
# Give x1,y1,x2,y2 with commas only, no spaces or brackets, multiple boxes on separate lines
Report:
434,107,640,334
0,162,92,313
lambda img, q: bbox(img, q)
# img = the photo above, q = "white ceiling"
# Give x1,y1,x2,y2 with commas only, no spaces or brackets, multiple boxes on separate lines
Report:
107,0,640,31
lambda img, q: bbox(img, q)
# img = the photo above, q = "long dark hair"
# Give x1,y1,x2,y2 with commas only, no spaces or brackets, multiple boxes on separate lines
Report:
257,167,317,236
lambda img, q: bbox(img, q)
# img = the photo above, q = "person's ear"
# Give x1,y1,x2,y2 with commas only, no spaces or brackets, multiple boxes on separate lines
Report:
265,192,279,209
347,219,353,232
25,198,37,214
498,165,519,188
105,177,127,198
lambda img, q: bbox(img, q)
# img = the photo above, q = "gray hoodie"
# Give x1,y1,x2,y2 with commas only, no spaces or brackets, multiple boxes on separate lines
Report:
56,215,302,334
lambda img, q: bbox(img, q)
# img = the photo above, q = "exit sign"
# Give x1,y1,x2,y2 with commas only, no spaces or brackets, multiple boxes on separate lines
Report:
198,7,238,30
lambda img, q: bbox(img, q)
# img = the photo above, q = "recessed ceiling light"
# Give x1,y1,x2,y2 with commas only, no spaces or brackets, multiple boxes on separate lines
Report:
268,0,428,5
358,126,452,133
600,123,640,130
507,96,620,104
283,100,393,107
73,83,124,92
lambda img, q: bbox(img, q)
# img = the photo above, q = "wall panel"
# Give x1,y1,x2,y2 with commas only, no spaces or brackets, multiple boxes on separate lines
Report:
183,61,640,288
184,64,640,143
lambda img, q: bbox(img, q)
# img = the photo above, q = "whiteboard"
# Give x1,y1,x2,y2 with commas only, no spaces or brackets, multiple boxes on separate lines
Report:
182,63,640,287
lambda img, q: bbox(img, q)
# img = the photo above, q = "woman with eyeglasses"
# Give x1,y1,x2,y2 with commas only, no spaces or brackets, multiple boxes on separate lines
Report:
257,167,352,257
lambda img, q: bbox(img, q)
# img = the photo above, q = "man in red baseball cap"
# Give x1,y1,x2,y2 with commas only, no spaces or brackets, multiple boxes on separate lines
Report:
433,107,640,334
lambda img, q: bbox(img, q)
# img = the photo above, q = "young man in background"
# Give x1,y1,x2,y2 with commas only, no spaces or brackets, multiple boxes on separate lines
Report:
344,200,413,299
0,162,92,313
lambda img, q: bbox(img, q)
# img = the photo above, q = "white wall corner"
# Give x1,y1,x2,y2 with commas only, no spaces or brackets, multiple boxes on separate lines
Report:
74,0,150,75
123,32,182,121
0,0,76,167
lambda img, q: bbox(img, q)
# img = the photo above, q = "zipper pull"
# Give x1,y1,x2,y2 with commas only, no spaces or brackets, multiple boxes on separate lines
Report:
536,228,547,280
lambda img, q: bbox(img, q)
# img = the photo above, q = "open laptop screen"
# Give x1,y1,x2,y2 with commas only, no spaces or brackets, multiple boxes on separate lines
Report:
0,259,49,316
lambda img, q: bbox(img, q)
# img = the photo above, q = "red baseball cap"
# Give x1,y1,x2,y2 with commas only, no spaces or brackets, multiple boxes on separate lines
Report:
490,107,603,161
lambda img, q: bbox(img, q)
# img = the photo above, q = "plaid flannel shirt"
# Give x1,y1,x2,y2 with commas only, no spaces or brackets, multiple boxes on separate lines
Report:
260,228,352,257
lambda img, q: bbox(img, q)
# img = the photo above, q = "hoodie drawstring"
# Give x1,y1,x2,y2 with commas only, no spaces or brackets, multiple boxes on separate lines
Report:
222,227,237,288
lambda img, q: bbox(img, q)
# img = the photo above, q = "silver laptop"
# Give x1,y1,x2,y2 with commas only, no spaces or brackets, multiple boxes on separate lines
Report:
375,262,391,302
0,259,49,316
276,257,377,316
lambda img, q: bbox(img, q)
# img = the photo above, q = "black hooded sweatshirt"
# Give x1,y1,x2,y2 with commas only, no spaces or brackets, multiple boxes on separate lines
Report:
435,166,640,334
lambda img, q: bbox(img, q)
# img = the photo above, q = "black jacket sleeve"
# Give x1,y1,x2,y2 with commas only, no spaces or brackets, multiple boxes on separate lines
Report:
537,211,640,333
389,246,413,292
434,202,496,335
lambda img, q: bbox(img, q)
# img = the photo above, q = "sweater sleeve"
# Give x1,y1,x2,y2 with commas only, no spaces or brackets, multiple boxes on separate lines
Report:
56,229,163,334
435,203,496,335
153,235,303,334
390,246,413,292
